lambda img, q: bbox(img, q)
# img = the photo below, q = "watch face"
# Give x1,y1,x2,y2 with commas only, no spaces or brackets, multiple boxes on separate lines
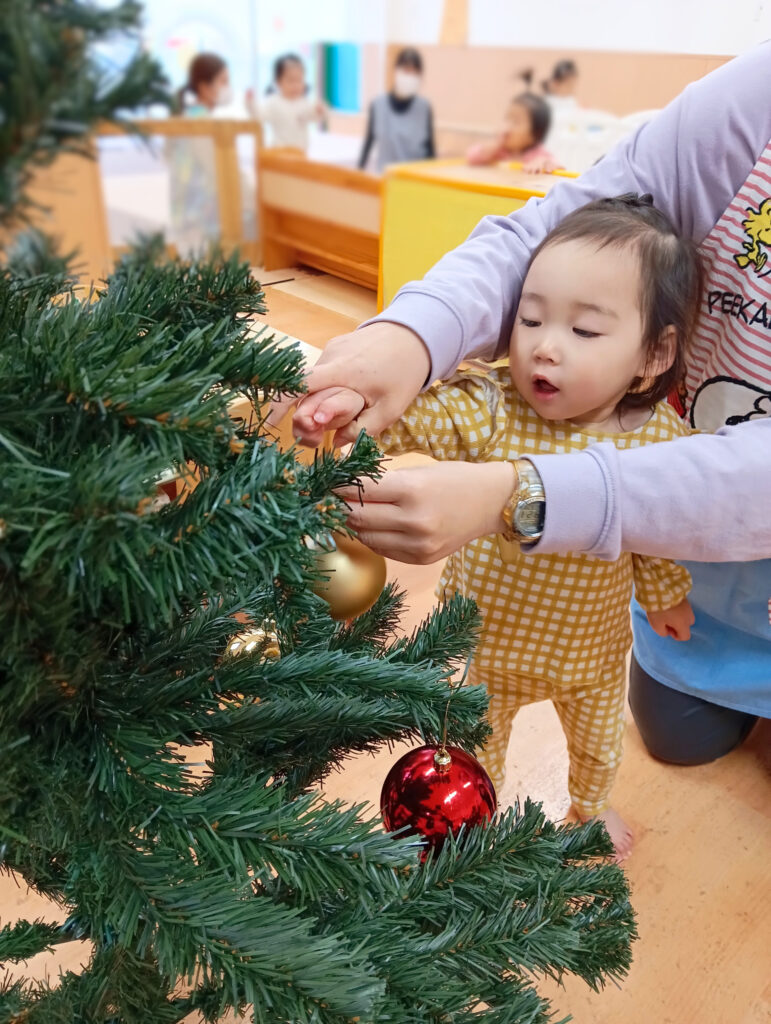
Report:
514,497,545,537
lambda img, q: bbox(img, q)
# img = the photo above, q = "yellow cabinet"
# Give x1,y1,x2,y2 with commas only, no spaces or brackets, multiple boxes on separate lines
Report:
379,159,576,309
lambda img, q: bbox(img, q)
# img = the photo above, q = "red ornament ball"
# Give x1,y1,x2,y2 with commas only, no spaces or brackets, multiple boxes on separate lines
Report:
380,745,497,852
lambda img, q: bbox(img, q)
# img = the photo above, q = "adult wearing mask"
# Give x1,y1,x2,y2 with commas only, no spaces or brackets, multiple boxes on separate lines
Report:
295,43,771,768
359,48,435,173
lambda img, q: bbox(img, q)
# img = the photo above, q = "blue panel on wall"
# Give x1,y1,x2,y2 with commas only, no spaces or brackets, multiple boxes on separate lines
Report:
323,42,361,112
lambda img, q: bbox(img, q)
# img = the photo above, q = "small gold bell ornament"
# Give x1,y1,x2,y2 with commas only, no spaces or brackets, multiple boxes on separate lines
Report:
309,532,387,621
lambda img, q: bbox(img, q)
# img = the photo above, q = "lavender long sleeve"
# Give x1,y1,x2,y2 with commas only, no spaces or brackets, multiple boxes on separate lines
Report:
371,43,771,562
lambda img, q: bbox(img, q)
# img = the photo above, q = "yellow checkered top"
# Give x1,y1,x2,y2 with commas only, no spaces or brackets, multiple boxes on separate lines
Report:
379,365,692,693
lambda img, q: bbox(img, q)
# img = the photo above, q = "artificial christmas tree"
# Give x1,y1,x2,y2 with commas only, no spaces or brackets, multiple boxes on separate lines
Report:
0,4,637,1022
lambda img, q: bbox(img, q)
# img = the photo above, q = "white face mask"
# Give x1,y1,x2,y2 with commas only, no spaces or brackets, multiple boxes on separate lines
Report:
393,69,420,99
216,85,233,107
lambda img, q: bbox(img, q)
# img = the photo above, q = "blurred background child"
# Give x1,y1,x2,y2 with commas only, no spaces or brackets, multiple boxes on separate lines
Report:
542,58,579,104
168,52,232,255
359,47,435,172
174,51,232,115
248,53,326,150
466,83,560,172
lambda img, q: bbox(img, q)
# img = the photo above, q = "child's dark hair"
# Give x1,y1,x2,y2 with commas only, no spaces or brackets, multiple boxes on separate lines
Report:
531,194,703,411
512,92,551,146
543,59,578,92
273,52,304,82
175,52,226,112
395,47,423,73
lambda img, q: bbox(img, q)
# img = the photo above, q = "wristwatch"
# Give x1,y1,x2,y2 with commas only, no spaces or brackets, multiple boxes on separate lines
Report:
502,459,546,544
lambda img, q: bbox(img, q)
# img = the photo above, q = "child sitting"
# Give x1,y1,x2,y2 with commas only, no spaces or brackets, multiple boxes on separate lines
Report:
467,89,560,173
249,53,325,151
294,195,702,860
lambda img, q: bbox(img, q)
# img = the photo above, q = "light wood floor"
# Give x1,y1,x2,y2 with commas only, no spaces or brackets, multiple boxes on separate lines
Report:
3,272,769,1024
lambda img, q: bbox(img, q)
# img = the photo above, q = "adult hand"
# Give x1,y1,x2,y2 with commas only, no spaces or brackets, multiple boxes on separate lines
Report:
337,460,516,564
292,322,431,447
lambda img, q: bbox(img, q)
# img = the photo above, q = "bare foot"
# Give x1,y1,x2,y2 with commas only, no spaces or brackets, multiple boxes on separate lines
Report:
575,807,634,863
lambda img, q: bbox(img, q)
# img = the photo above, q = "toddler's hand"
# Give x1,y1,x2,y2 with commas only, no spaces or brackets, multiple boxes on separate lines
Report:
293,386,367,444
646,598,694,641
521,154,561,175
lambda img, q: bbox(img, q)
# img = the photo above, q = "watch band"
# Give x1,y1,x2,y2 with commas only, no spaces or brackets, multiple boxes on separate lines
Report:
501,459,545,544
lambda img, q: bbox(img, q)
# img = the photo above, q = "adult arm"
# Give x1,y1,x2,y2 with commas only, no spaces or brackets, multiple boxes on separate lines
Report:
530,417,771,562
300,43,771,443
341,420,771,565
369,42,771,379
301,46,771,563
358,102,375,170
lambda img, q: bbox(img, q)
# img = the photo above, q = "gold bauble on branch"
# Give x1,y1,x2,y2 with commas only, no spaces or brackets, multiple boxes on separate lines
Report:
310,533,387,621
226,618,281,661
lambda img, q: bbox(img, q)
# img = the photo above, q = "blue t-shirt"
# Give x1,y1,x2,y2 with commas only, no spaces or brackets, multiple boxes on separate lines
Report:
632,559,771,717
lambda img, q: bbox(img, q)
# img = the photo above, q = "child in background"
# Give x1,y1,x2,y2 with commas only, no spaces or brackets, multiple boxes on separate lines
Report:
467,86,560,173
359,48,435,173
248,53,325,151
174,52,232,115
542,59,579,102
168,53,232,256
295,195,701,860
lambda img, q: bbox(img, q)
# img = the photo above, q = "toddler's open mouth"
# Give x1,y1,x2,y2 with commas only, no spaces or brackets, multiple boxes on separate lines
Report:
533,375,559,396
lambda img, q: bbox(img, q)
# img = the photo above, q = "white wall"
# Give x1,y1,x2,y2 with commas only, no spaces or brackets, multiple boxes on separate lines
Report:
385,0,444,43
470,0,771,55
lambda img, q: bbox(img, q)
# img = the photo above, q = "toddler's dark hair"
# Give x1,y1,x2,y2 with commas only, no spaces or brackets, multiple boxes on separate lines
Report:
531,194,703,411
273,52,304,82
512,92,551,146
543,59,578,92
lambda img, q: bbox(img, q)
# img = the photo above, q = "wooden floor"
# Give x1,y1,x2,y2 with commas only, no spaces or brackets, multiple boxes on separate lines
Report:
3,271,769,1024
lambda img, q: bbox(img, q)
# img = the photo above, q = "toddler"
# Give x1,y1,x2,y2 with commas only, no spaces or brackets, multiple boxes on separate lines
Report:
467,89,559,173
542,59,579,101
250,53,325,151
296,195,703,860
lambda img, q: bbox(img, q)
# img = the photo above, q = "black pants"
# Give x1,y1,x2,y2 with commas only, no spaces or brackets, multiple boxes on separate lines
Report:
628,654,759,765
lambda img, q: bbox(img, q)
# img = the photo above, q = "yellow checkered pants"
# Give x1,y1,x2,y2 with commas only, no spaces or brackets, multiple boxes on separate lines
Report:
473,663,627,818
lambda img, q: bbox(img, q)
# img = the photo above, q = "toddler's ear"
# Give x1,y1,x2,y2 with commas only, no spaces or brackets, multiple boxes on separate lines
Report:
644,324,678,377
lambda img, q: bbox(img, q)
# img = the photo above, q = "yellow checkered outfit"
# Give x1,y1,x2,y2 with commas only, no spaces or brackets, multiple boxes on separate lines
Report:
379,366,691,815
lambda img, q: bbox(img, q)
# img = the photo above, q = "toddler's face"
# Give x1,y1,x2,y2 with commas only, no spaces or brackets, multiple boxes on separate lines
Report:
279,61,307,99
509,239,649,427
550,74,577,97
505,103,535,153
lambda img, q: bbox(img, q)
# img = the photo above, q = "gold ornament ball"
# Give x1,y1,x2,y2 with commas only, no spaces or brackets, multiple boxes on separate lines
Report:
311,533,387,621
226,619,281,661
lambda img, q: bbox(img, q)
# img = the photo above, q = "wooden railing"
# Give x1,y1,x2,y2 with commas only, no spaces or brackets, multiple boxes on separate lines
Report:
259,148,382,291
98,118,263,265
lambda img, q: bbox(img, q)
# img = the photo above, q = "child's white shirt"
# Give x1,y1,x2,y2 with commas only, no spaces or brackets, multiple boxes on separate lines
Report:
260,94,317,149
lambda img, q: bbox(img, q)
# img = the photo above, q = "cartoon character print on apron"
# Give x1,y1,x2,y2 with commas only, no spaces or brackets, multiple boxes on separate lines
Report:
683,146,771,434
634,141,771,716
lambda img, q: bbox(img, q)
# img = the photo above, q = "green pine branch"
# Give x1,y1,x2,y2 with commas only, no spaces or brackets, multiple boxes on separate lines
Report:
0,919,70,963
0,0,169,225
0,222,637,1022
